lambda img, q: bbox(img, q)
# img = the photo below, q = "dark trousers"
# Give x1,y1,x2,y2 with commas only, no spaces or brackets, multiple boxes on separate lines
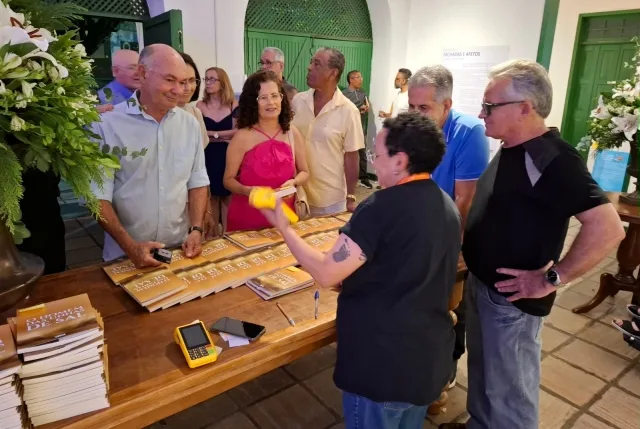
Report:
453,281,467,361
358,148,368,180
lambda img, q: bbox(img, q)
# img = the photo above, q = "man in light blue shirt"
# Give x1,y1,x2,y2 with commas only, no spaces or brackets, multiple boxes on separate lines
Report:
91,44,209,267
97,49,140,105
408,65,490,392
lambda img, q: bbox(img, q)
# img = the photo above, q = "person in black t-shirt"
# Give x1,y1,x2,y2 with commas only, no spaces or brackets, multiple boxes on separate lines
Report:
439,61,624,429
261,112,461,429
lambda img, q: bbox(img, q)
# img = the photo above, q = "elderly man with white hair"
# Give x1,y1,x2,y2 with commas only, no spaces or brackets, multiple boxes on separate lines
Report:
97,49,140,105
259,47,294,86
439,60,625,429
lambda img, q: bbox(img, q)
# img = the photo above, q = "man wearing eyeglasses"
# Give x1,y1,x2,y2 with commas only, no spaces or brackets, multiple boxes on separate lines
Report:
90,44,209,268
439,60,625,429
97,49,141,105
260,47,295,89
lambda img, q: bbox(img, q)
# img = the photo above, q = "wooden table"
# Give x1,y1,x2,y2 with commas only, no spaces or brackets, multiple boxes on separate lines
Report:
3,263,467,429
573,192,640,314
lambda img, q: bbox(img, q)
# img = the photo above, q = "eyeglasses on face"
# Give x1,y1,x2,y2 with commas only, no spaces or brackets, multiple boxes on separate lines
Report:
481,100,525,116
257,92,283,104
204,77,220,84
259,60,282,68
365,149,385,163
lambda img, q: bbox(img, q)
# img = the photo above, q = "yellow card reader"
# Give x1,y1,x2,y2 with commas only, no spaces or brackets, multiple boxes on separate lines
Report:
174,320,218,368
249,187,299,224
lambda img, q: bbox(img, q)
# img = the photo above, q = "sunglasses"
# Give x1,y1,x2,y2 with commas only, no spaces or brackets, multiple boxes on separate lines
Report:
481,100,525,116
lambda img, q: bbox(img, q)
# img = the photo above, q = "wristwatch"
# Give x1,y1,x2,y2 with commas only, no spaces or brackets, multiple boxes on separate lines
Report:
346,194,357,202
545,266,561,287
213,132,219,139
188,226,204,235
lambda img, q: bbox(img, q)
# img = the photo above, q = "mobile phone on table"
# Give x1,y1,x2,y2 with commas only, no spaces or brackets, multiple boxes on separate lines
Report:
210,317,266,342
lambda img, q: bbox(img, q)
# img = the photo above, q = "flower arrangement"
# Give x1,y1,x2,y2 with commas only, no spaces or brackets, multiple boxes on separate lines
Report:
0,0,120,242
577,37,640,155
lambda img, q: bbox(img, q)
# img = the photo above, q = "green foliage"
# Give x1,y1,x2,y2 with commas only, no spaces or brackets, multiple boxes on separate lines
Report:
7,0,86,30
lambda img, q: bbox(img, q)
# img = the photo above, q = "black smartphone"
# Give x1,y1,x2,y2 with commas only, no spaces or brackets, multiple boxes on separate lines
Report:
210,317,266,341
151,248,172,264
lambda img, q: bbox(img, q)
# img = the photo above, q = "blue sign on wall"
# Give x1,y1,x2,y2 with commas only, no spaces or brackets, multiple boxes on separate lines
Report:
592,150,629,192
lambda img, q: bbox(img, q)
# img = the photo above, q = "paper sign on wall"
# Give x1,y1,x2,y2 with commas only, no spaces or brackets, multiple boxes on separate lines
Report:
442,46,510,159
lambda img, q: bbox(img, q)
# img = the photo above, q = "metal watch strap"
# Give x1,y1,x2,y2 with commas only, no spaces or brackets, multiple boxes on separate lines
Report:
346,194,357,202
189,226,204,235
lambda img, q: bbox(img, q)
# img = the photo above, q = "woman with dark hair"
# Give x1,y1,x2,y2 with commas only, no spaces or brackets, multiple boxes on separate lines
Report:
178,52,208,148
197,67,239,237
223,70,309,232
260,112,461,429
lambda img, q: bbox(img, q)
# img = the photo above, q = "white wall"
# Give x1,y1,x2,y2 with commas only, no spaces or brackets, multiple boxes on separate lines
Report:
547,0,640,128
405,0,545,72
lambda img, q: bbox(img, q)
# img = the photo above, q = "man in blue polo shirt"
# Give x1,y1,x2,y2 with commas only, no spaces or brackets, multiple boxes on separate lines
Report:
408,65,489,389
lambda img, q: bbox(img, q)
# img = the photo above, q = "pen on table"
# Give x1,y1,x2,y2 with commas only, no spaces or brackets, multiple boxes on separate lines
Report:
314,289,319,320
276,302,295,326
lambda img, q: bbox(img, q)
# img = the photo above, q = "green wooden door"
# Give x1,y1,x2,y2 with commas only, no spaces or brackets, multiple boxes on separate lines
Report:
143,10,183,52
562,14,640,150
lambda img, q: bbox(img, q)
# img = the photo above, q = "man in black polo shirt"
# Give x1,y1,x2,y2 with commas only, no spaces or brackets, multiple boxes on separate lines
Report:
440,60,624,429
342,70,372,189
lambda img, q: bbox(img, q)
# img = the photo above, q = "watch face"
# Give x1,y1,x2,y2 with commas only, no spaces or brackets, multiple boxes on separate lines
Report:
546,269,559,285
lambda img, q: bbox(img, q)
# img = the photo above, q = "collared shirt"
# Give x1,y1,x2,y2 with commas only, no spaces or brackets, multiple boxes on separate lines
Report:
391,90,409,117
291,88,365,208
97,80,135,105
432,109,490,199
90,93,210,261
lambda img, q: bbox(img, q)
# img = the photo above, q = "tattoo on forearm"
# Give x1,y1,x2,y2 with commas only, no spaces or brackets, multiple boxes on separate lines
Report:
359,252,366,261
332,241,351,262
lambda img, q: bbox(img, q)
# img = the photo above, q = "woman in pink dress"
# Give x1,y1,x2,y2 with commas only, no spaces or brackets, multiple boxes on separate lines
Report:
223,70,309,232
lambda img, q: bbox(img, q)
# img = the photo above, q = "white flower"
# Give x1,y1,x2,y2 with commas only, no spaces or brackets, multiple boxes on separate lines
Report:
15,100,27,108
612,82,637,104
1,52,21,71
0,2,26,29
74,43,87,57
590,95,611,120
611,112,640,141
10,115,25,131
20,80,35,98
0,80,5,94
25,27,55,52
26,60,42,71
56,86,65,95
48,65,59,81
0,25,31,47
22,50,67,80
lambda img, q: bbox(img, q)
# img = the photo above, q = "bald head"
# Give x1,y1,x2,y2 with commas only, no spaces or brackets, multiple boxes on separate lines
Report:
111,49,140,91
137,44,188,114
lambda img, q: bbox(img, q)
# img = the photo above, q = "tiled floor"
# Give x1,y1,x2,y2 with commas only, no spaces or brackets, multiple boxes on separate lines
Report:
63,189,640,429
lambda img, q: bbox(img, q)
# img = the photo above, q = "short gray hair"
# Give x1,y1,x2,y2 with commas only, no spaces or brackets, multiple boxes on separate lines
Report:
489,59,553,118
316,47,345,81
408,65,453,103
262,47,284,63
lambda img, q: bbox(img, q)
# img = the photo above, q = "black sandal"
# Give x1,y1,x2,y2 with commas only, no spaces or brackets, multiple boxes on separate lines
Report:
627,305,640,320
611,319,640,338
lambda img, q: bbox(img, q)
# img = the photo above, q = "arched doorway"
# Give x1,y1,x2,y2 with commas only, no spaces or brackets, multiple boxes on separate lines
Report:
244,0,373,93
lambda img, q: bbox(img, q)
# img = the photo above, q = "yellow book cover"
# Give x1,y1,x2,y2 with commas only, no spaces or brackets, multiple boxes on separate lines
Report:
102,259,156,285
15,294,97,347
200,238,245,262
226,230,279,250
334,212,352,223
247,266,315,299
120,268,187,307
168,248,208,270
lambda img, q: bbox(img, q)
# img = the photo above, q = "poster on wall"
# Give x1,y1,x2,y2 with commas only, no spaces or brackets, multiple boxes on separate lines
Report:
591,150,629,192
441,46,510,159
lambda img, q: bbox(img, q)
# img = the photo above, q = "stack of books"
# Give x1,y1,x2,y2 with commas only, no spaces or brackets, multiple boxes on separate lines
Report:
0,324,26,429
119,267,187,311
13,294,109,426
247,266,315,300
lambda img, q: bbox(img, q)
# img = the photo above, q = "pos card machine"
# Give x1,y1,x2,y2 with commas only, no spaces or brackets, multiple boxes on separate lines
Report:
174,320,218,368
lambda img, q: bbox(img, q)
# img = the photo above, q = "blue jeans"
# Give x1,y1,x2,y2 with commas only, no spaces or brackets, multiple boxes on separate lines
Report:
342,391,427,429
466,274,544,429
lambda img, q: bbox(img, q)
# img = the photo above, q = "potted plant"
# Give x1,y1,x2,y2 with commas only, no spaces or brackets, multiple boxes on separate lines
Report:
0,0,121,311
578,37,640,205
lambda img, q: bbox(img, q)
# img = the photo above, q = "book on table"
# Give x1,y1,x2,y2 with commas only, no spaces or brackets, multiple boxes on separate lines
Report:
12,294,110,427
246,266,315,300
0,324,26,429
119,267,187,309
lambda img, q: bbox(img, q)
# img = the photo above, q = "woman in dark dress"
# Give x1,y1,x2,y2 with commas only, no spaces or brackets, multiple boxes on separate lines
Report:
196,67,238,237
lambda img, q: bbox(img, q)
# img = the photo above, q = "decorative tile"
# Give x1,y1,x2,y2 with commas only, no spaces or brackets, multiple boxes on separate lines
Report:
578,322,638,359
162,393,238,428
284,345,336,380
228,368,295,408
569,279,601,298
204,413,257,429
546,307,592,335
246,385,335,429
570,414,616,429
617,366,640,397
589,387,640,429
555,290,598,314
538,389,578,429
541,356,606,406
303,368,343,416
555,339,630,381
64,219,87,239
541,326,571,353
428,386,467,427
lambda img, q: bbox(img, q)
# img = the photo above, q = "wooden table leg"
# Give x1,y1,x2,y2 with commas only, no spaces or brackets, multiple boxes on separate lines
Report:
574,224,640,314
